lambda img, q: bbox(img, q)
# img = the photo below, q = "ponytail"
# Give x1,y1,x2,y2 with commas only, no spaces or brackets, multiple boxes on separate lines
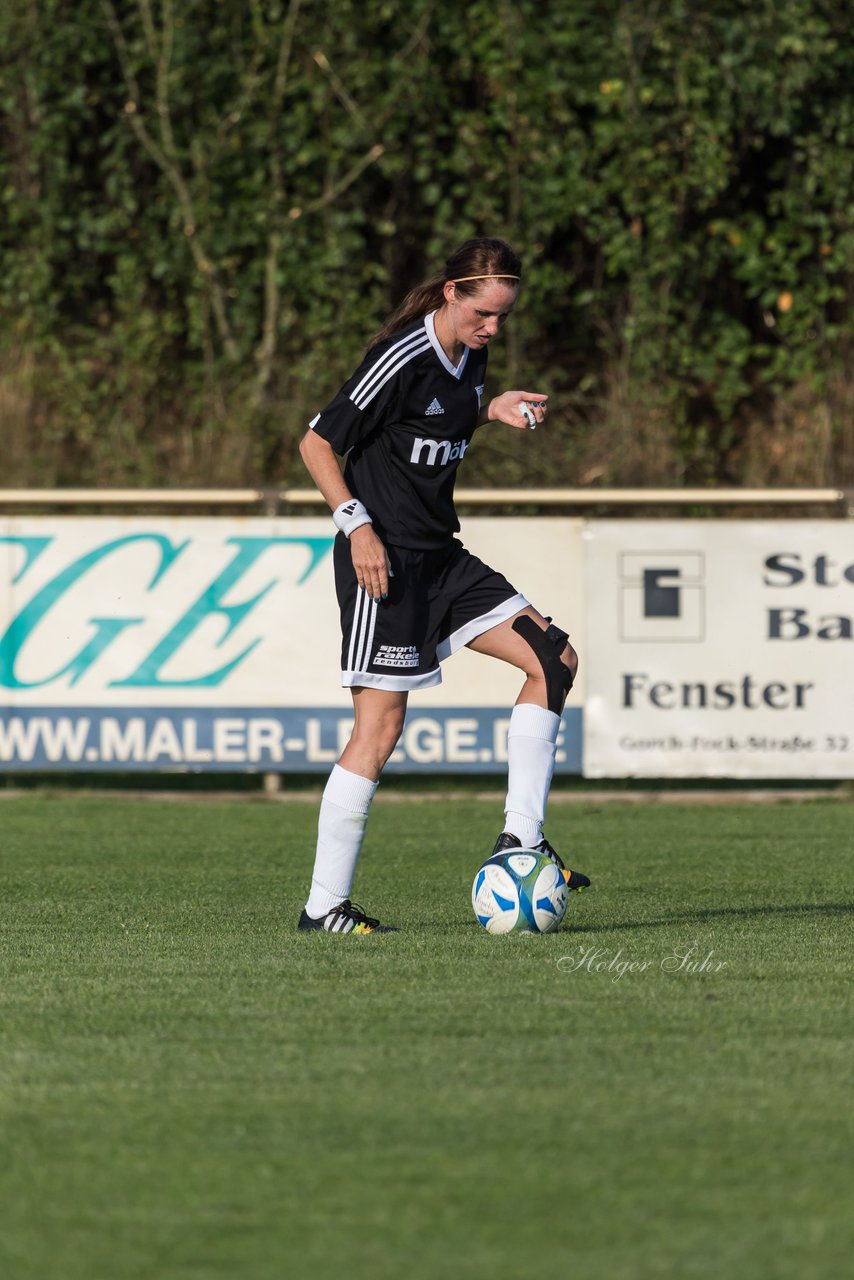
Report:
367,274,447,349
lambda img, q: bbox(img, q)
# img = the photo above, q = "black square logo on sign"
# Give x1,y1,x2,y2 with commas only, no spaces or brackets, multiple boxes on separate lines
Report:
619,553,705,641
643,567,683,617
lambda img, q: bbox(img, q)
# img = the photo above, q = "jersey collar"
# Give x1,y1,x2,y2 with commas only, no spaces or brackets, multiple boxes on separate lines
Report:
425,312,470,379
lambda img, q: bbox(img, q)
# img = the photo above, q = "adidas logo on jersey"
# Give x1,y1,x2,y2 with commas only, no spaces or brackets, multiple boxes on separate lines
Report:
425,397,445,416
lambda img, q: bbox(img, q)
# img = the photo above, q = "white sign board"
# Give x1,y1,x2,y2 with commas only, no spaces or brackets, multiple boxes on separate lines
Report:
583,521,853,778
0,517,584,772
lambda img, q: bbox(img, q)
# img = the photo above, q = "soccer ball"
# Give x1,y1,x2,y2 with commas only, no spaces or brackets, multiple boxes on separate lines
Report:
471,850,568,935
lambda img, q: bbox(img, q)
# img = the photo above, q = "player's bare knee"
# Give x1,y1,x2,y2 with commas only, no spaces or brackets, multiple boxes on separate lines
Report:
377,712,406,762
351,711,403,768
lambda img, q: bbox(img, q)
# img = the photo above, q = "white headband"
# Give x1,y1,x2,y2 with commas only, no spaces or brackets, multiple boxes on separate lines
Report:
451,274,521,282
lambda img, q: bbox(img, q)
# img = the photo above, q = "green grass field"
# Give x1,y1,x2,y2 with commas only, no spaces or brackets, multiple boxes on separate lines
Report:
1,793,852,1280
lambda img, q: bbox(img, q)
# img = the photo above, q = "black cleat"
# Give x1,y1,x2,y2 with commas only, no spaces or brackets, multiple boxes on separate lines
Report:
297,898,397,934
491,831,591,892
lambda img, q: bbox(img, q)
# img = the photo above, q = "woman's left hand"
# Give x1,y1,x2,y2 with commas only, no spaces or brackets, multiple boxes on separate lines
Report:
484,391,549,429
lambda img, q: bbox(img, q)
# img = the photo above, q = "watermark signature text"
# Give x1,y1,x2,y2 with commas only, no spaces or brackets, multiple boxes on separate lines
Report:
556,941,728,982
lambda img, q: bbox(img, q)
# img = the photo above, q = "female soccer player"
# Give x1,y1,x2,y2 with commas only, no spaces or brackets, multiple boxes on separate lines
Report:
297,237,589,933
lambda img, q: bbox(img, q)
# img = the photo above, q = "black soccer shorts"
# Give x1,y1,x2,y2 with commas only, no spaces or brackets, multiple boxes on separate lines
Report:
333,535,528,690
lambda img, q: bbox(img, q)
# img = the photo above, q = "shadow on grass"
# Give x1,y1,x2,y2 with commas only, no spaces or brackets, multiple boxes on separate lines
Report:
430,901,854,933
435,906,854,936
573,901,854,935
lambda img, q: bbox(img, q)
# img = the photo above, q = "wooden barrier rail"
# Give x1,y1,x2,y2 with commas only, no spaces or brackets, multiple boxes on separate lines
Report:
0,487,850,514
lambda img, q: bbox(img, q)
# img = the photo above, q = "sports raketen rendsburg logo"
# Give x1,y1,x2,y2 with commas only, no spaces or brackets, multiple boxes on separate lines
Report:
372,644,420,668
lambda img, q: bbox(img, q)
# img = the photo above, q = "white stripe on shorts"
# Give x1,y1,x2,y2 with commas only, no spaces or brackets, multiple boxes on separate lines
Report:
362,594,379,670
341,667,443,692
435,592,530,662
347,587,378,674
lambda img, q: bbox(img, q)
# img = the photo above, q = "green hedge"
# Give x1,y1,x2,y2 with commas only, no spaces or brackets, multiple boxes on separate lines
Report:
1,0,851,487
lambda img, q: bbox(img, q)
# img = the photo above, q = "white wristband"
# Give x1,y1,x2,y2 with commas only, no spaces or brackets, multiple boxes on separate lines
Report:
332,498,373,538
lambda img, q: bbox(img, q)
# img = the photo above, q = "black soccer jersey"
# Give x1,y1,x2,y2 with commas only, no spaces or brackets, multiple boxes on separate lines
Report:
309,312,489,549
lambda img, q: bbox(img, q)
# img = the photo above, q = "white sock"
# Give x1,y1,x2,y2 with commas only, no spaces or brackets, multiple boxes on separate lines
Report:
503,703,561,846
304,764,378,918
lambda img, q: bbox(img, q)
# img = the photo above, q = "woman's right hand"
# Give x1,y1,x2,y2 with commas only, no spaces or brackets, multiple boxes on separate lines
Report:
349,524,391,601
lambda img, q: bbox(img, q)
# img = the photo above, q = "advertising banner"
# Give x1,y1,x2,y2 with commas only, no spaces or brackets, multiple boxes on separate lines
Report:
0,517,584,772
583,521,853,778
